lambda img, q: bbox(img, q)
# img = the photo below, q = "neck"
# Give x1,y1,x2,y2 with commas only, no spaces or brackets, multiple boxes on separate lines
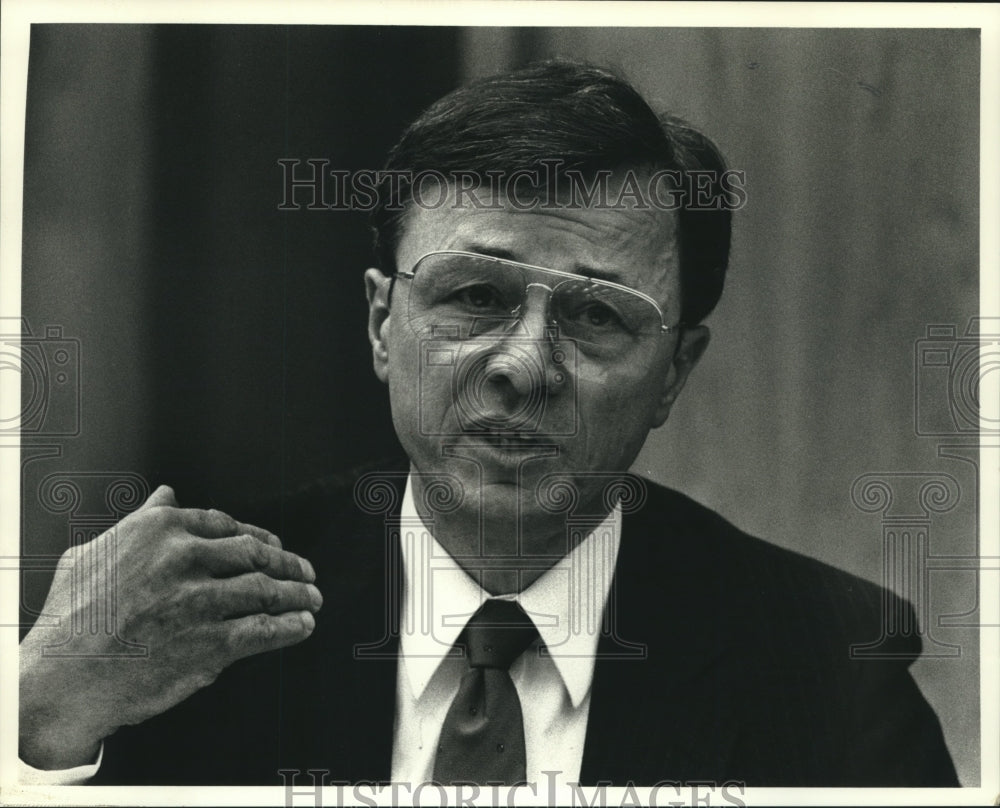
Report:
409,475,607,595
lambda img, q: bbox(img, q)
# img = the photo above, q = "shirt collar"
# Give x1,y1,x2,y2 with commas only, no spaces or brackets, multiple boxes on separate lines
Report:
398,474,622,709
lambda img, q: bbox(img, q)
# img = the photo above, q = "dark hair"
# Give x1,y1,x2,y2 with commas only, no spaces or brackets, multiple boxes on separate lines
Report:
370,59,731,326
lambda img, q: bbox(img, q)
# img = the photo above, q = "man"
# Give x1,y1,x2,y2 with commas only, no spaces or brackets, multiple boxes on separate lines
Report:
19,60,957,788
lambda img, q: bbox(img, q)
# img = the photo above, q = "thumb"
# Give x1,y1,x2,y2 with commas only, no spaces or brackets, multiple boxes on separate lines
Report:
138,484,179,510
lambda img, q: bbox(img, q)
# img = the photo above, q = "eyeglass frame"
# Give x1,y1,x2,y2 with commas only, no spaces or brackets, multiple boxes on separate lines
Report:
389,250,683,341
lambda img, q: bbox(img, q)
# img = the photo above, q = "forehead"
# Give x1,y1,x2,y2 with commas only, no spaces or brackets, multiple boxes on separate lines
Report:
394,181,681,305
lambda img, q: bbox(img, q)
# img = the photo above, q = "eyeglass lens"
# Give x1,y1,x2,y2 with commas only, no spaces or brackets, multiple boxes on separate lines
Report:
406,253,663,356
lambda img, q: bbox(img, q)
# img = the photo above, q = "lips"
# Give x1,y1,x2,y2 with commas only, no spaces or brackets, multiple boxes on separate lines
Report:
475,432,545,448
456,431,559,468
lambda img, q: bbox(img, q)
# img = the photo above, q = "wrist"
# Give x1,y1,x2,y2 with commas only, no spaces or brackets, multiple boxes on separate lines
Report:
19,697,104,770
19,641,111,770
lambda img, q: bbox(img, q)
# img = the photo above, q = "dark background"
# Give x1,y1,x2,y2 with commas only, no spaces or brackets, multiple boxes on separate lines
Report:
18,25,980,783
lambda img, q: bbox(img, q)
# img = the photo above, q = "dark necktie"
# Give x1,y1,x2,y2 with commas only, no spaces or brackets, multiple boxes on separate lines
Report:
433,599,539,785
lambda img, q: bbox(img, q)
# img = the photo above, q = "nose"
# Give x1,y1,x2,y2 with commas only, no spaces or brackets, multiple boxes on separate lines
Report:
481,338,567,401
462,320,568,433
488,284,568,394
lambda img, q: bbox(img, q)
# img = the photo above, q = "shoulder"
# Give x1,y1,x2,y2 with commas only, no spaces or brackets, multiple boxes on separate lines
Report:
240,457,409,542
621,481,956,786
627,478,920,659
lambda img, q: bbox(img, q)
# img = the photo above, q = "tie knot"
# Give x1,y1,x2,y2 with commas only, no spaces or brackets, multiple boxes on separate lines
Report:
462,599,538,669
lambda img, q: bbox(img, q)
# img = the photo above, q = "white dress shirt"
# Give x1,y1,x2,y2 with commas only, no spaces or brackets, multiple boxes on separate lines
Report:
391,476,621,787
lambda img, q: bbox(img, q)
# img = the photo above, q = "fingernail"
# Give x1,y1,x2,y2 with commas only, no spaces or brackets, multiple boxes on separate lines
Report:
300,611,316,632
299,557,316,582
308,584,323,610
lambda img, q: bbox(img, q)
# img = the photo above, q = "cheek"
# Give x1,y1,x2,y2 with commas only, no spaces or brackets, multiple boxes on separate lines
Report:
573,369,664,460
386,328,460,446
579,357,667,419
385,327,424,443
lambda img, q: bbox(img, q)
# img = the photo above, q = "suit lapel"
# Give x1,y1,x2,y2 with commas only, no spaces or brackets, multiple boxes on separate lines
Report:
579,498,740,785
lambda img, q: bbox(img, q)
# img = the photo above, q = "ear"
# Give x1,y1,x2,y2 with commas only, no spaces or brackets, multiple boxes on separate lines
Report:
364,268,393,384
650,325,710,428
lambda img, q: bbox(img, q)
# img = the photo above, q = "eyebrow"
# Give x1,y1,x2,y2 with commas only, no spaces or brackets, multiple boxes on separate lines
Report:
462,244,625,285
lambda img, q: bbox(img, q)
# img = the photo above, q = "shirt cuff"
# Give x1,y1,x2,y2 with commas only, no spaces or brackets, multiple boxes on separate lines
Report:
18,742,103,785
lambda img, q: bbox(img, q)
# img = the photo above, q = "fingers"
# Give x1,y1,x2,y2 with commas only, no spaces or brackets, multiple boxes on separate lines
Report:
194,534,316,583
207,573,323,618
139,485,179,510
234,520,282,549
176,508,282,548
219,611,316,662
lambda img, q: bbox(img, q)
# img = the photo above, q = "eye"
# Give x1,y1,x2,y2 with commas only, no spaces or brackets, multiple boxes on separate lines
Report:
580,302,620,327
451,284,505,310
567,300,628,332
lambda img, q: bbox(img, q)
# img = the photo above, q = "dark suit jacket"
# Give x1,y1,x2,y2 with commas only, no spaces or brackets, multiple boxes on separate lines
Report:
94,466,958,786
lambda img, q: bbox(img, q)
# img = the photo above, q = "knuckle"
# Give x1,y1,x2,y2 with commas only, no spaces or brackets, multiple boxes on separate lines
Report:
254,575,281,611
131,505,167,535
253,612,276,642
207,508,236,531
274,550,297,579
250,528,279,549
218,625,240,659
168,534,198,564
237,534,262,566
149,503,179,525
250,540,272,571
155,536,198,580
187,584,213,615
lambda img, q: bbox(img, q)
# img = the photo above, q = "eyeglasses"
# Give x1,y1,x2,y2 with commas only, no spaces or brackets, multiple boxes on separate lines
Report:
395,251,678,357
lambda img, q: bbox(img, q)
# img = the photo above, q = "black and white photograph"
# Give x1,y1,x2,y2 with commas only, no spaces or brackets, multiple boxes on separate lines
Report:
2,2,997,805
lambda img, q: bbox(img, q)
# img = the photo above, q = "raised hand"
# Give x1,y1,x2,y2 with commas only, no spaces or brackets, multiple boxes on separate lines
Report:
19,485,322,770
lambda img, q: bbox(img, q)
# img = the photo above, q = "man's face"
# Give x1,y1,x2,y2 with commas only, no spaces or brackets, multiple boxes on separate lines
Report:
366,180,708,540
